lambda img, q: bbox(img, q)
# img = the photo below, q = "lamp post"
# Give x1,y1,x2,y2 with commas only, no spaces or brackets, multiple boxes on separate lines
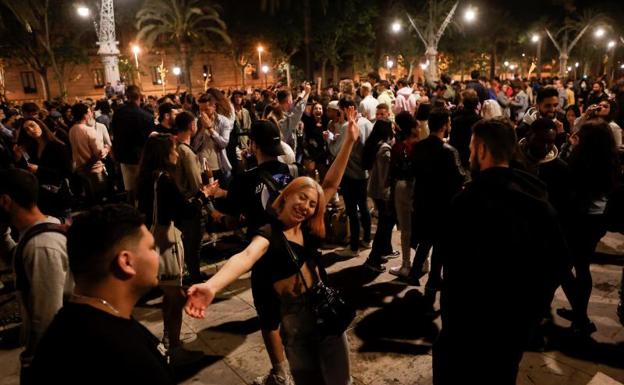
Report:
607,40,617,82
386,57,394,80
257,45,264,73
76,1,121,85
261,64,269,88
131,44,142,89
531,33,542,79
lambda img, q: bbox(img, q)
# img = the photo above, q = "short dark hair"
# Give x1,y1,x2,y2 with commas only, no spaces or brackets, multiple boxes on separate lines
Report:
21,102,40,116
0,168,39,209
71,103,89,123
415,103,431,121
68,204,145,283
338,98,356,110
428,107,450,133
376,103,389,111
394,111,417,141
536,86,559,104
470,70,480,80
276,90,291,104
472,118,518,164
175,110,195,132
397,78,408,88
126,85,141,102
461,89,479,110
197,93,215,104
158,102,175,121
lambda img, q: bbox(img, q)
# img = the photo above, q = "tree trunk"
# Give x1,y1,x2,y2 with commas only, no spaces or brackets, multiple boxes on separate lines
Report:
332,63,339,85
536,39,542,79
425,46,439,81
559,52,569,79
180,43,192,94
303,0,312,80
321,59,328,87
240,65,246,87
489,45,496,81
36,68,51,101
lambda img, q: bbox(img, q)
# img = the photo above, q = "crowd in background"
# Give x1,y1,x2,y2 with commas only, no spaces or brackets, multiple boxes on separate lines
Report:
1,69,623,385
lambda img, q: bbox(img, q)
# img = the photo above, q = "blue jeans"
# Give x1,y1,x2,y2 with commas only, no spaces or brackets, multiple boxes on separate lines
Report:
280,295,352,385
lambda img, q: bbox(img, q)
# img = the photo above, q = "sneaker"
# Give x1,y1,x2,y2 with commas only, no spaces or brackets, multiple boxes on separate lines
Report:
570,320,597,337
383,250,400,259
364,260,386,273
389,266,411,278
359,240,372,249
252,372,295,385
335,247,359,258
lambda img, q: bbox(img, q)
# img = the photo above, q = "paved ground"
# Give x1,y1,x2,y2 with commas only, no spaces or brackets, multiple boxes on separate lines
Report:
1,231,623,385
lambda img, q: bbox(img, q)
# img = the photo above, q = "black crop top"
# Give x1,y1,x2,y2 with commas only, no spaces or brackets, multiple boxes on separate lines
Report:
252,219,322,285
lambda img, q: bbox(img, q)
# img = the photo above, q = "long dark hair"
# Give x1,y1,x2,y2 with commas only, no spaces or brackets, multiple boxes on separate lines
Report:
17,117,64,156
137,134,176,197
568,119,621,201
362,120,394,171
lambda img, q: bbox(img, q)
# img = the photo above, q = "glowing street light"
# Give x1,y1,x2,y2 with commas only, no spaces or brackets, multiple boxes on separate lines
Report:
575,62,580,68
386,59,394,69
172,66,181,76
608,40,616,49
595,28,606,38
464,7,477,23
76,5,91,18
420,61,429,70
620,64,624,69
531,34,540,43
131,44,140,67
503,61,510,67
509,64,517,70
567,66,572,72
257,45,264,72
391,21,401,33
261,64,270,87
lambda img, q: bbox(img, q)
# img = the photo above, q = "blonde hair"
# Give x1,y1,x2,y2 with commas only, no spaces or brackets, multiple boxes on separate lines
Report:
271,176,326,238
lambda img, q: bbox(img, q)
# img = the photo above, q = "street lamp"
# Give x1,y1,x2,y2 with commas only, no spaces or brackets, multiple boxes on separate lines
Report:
531,34,540,43
608,40,616,49
464,7,477,23
531,33,542,79
257,45,264,72
75,1,121,85
77,5,91,18
131,45,140,68
595,28,606,38
261,64,269,88
391,21,401,33
172,66,181,76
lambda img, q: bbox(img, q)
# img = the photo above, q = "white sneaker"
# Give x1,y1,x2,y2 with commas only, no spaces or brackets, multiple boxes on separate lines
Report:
389,266,411,278
334,247,359,258
252,372,295,385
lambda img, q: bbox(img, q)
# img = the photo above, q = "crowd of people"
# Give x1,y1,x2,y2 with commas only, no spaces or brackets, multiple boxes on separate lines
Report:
0,69,623,385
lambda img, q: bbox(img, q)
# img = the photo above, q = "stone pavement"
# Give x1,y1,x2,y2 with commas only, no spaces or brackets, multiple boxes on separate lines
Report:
1,231,623,385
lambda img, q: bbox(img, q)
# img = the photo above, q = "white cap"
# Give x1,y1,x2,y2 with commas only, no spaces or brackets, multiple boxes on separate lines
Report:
327,100,340,111
360,82,372,90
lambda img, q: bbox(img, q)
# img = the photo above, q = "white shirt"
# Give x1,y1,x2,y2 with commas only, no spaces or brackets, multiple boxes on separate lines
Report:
359,95,379,122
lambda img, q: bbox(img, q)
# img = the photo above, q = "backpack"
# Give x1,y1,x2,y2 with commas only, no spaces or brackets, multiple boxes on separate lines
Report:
13,222,68,298
257,164,299,213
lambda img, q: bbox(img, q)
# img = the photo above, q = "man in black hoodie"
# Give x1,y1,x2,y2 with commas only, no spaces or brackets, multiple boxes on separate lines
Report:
433,118,568,385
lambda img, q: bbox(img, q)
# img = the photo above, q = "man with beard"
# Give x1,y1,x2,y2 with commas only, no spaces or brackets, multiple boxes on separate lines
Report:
0,169,73,385
517,86,566,147
32,204,175,384
433,118,568,385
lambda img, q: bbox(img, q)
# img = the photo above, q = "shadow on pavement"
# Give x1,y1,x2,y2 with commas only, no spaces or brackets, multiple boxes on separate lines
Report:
174,354,224,382
354,288,439,355
544,323,624,369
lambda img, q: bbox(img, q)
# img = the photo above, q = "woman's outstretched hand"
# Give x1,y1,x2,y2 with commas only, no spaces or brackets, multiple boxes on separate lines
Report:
184,283,216,319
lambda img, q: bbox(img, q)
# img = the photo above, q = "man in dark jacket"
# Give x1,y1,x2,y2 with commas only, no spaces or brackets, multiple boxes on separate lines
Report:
410,107,466,300
111,85,155,204
449,89,481,169
465,70,488,105
433,118,568,385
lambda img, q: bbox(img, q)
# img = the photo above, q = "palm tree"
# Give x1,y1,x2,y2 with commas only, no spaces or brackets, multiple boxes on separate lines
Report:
136,0,231,93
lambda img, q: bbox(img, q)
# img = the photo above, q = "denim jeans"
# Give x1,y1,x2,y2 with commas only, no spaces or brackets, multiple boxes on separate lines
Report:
280,295,352,385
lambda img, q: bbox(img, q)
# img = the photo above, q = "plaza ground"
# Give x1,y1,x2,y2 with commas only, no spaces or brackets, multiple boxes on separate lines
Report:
1,230,623,385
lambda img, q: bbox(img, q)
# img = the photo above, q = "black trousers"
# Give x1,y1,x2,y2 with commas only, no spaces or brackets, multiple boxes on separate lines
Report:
368,198,395,263
340,176,371,251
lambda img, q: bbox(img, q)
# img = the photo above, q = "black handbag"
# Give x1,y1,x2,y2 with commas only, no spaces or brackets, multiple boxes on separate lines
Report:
282,233,355,337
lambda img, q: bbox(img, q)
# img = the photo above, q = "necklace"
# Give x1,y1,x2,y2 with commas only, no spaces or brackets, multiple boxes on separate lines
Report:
71,293,121,315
